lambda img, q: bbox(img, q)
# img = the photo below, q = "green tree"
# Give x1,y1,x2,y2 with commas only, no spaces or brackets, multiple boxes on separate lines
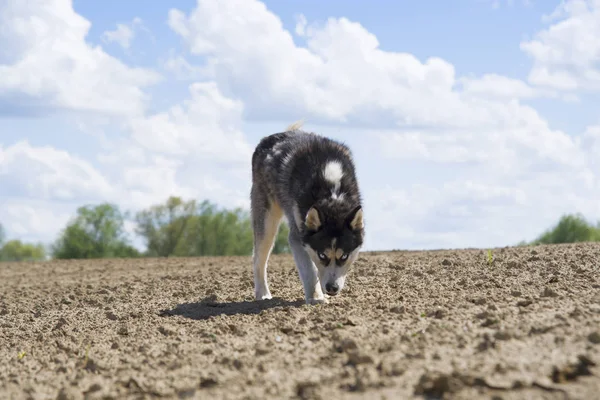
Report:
0,223,5,247
52,203,140,259
136,197,291,257
183,203,290,256
135,196,197,257
0,240,46,262
532,213,600,245
273,221,290,254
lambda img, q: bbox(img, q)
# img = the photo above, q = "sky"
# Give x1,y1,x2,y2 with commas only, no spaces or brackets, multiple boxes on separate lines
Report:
1,0,600,252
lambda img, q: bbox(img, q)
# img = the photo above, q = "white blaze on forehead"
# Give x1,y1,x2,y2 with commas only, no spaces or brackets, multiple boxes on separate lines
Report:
323,161,344,192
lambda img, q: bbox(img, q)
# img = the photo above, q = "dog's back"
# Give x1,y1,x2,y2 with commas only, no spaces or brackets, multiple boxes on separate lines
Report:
251,125,361,229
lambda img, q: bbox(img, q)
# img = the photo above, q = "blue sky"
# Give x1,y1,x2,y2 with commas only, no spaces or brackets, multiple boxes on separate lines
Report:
1,0,600,251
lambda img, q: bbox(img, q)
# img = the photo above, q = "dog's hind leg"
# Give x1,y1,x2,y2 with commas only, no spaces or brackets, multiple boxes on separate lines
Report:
251,189,283,301
288,228,326,305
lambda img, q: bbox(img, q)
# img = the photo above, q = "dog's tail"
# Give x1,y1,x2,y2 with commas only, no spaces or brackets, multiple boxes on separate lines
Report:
285,119,305,132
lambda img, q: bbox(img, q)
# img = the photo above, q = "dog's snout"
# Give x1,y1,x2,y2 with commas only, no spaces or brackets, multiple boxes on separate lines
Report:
325,282,339,295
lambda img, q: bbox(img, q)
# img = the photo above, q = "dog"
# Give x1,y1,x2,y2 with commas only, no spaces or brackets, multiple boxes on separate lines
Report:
250,121,365,305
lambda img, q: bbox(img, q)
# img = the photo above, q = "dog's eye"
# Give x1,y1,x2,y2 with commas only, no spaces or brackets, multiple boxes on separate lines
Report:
340,253,349,261
318,252,327,260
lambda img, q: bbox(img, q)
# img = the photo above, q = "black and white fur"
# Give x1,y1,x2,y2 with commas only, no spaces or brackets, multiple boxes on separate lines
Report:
250,122,365,305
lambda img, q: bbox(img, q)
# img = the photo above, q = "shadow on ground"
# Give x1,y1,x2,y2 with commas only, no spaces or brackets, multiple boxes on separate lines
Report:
159,295,304,320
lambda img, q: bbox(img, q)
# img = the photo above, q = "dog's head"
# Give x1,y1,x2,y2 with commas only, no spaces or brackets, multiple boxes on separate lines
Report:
302,203,364,297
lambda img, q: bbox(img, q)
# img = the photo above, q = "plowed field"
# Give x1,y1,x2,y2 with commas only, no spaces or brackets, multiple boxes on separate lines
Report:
1,243,599,399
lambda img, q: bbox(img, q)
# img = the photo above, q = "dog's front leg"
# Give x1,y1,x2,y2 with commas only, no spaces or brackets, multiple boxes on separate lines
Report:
288,232,327,305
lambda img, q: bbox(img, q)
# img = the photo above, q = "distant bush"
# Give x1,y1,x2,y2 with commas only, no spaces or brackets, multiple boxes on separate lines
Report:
0,239,46,262
530,213,600,245
134,197,289,258
1,197,291,262
51,203,141,260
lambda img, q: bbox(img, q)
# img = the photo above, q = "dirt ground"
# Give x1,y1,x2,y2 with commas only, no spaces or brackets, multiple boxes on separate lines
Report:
1,243,599,400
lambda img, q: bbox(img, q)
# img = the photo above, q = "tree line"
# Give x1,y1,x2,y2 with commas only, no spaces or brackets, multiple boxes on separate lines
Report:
1,201,599,262
0,196,290,262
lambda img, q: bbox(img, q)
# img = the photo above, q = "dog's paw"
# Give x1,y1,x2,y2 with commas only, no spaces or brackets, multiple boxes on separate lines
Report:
255,287,272,301
306,297,328,305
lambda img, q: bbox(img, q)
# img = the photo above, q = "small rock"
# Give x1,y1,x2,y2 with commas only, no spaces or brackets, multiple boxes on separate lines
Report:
541,287,559,298
511,290,522,297
53,317,68,331
117,326,129,336
377,360,406,377
475,311,489,320
177,388,196,399
471,297,486,305
480,318,499,327
347,350,373,366
494,330,512,341
428,308,448,319
199,377,218,389
588,331,600,344
414,372,463,397
105,311,118,321
56,386,83,400
335,338,358,353
441,259,451,266
390,305,405,314
517,299,533,307
296,381,319,400
280,325,294,334
85,383,102,393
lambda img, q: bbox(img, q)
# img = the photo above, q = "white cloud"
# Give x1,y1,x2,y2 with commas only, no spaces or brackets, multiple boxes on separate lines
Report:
162,53,210,80
91,81,254,212
0,0,160,116
0,201,72,242
520,0,600,91
127,82,252,163
459,74,554,99
0,141,114,201
101,17,143,49
168,0,491,128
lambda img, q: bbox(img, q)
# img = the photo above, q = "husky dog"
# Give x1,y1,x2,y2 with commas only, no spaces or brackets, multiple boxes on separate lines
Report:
250,122,365,305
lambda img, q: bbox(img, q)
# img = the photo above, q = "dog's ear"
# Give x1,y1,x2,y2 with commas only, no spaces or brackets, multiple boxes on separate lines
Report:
346,205,364,231
305,206,322,231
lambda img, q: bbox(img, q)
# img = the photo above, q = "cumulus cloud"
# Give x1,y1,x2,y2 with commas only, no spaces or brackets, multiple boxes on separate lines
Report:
459,74,552,99
0,141,114,201
127,82,252,163
101,17,143,49
89,80,254,213
0,0,160,117
521,0,600,91
167,0,490,128
0,201,73,243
